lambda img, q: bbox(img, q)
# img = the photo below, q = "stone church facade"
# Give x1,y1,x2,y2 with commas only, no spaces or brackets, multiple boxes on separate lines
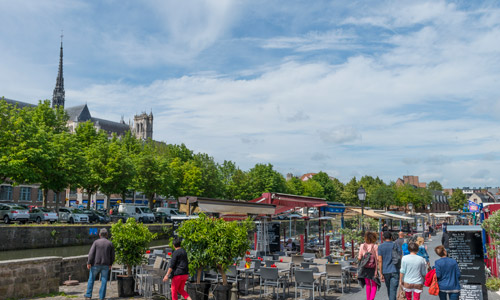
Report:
1,41,154,208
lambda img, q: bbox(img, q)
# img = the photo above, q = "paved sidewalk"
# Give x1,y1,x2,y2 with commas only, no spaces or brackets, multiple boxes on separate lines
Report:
339,232,500,300
21,233,500,300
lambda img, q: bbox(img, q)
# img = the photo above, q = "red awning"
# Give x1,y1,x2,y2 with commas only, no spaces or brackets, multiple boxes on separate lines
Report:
251,192,327,215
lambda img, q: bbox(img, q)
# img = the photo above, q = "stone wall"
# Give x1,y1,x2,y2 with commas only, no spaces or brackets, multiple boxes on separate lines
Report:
0,224,171,251
60,255,89,284
0,256,61,300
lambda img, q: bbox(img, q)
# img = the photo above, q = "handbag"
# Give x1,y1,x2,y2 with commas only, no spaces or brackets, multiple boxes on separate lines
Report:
397,285,406,300
428,273,440,296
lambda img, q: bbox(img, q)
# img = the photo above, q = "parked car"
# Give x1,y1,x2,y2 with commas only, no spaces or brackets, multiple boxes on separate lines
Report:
110,212,132,223
153,211,170,223
0,204,30,224
29,207,58,223
82,209,110,224
58,207,89,224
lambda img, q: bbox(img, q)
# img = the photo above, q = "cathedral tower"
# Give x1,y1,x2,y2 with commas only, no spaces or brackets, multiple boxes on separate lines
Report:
52,36,65,108
133,111,153,140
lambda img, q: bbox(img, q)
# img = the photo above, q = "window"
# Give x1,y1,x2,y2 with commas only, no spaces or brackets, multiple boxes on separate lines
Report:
20,187,31,201
37,189,43,202
53,193,58,202
0,186,12,200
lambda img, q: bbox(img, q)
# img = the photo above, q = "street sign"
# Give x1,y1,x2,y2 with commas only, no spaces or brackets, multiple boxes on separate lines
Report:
469,200,479,213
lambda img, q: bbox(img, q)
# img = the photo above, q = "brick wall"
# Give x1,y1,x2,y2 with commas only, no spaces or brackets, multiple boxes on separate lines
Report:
0,224,171,251
0,256,61,300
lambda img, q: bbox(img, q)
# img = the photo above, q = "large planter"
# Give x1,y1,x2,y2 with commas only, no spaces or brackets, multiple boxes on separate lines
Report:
186,282,211,300
117,275,135,297
213,284,232,300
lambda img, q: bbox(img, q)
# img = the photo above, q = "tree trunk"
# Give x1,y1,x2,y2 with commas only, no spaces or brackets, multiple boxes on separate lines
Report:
218,266,227,285
106,194,111,210
55,191,60,212
196,268,203,284
87,192,92,209
148,194,154,210
42,189,48,208
127,264,133,277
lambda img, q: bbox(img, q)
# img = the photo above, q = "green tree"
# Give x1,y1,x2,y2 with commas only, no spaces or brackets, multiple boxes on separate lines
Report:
286,177,304,196
98,135,136,208
75,122,107,209
341,177,359,206
8,101,73,207
226,169,252,200
247,163,287,199
371,184,396,209
302,179,324,198
449,189,467,211
427,180,443,191
134,141,170,209
395,184,419,210
192,153,223,198
312,172,340,202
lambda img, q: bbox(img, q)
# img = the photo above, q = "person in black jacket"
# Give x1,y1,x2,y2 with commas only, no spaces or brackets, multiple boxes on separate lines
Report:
163,238,192,300
441,231,450,252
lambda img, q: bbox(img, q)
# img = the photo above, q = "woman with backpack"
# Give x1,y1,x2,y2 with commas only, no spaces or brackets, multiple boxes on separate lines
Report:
416,237,430,263
357,231,380,300
400,242,427,300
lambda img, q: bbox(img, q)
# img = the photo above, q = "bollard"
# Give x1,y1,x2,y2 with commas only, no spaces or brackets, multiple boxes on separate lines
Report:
231,282,238,300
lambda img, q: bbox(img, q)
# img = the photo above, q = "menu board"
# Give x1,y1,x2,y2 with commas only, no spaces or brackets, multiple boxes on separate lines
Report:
447,226,485,284
268,222,281,253
459,285,483,300
447,226,487,300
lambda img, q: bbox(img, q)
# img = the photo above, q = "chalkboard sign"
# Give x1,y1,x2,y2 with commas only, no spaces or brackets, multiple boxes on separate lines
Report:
459,284,483,300
268,222,281,253
447,225,485,285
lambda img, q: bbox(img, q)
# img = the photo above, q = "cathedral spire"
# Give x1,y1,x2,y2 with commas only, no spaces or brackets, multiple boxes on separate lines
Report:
52,32,65,108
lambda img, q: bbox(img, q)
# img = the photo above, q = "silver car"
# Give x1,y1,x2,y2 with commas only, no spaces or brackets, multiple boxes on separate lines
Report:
0,204,30,224
29,207,58,223
58,207,89,224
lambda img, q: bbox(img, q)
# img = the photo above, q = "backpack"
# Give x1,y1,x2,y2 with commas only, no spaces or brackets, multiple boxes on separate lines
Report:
402,243,410,256
391,242,402,270
360,244,377,269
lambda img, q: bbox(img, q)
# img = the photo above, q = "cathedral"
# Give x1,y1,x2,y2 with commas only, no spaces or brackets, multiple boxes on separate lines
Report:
4,40,153,140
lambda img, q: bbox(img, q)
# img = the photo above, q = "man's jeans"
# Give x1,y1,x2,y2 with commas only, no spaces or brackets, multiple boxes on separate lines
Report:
383,272,399,300
85,265,109,299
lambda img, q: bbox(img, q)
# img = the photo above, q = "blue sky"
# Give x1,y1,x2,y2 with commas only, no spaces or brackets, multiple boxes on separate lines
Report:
2,0,500,188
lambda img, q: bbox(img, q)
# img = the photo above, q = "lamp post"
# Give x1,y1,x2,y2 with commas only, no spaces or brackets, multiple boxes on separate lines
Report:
357,185,367,234
408,203,414,233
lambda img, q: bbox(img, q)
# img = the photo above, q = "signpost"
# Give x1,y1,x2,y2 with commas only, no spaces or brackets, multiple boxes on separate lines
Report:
447,225,487,300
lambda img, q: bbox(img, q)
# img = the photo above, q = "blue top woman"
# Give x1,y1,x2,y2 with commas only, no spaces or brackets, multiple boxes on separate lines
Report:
434,245,461,300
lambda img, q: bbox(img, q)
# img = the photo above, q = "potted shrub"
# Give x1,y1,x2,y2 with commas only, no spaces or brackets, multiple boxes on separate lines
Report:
211,217,254,300
111,218,157,297
176,213,216,300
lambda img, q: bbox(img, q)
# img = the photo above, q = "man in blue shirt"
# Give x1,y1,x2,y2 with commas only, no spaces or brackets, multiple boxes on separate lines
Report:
378,231,402,300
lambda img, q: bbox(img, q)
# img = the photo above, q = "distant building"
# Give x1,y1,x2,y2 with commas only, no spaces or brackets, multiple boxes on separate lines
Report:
431,190,450,212
469,192,495,205
395,175,427,188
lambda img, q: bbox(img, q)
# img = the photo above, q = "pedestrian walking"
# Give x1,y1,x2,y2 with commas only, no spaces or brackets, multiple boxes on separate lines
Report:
441,231,450,253
163,238,192,300
378,231,402,300
434,245,461,300
358,231,380,300
84,228,115,300
399,242,427,300
395,231,405,252
416,237,430,264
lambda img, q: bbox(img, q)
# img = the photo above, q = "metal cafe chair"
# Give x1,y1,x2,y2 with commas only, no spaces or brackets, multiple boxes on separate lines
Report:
259,267,289,300
325,263,344,294
294,269,320,300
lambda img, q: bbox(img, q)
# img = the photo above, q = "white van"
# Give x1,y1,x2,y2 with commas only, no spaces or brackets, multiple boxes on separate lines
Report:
118,204,155,223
